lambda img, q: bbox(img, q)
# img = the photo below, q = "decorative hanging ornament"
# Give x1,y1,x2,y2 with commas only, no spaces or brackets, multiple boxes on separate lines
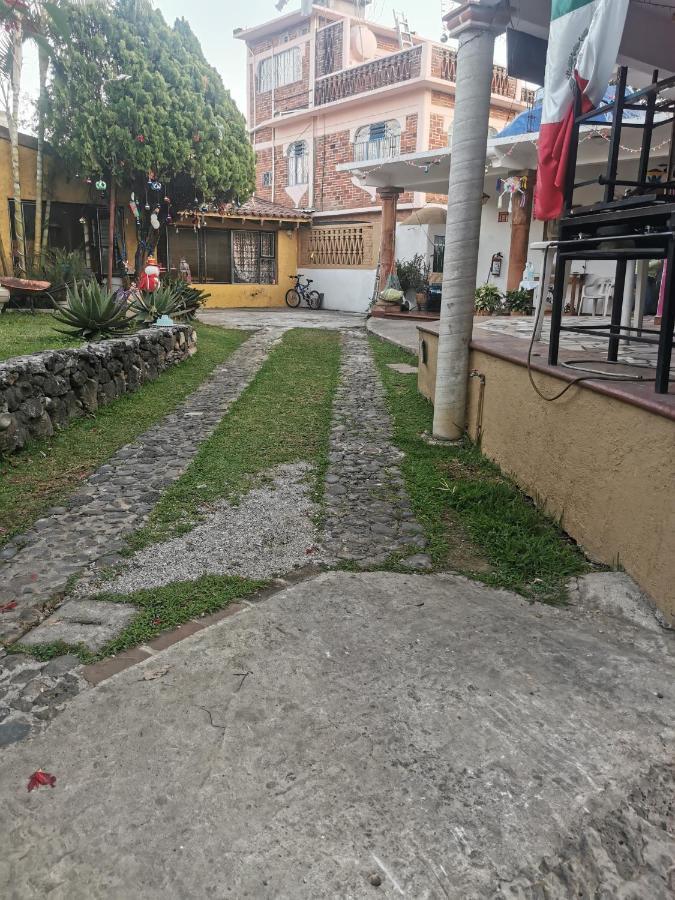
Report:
95,179,107,191
136,134,145,143
85,177,92,184
150,208,160,230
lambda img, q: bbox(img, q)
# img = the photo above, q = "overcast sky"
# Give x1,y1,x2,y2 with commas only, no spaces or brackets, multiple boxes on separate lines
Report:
21,2,504,129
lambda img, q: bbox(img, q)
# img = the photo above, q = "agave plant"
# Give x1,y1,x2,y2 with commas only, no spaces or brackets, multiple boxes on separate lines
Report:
129,284,188,326
161,274,211,320
53,279,133,341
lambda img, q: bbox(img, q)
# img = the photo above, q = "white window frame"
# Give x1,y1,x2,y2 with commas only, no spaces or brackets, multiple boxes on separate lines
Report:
256,47,302,94
353,120,401,163
287,140,309,187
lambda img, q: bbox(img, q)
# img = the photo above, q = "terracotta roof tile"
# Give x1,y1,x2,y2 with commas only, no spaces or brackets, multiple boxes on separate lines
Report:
178,195,310,222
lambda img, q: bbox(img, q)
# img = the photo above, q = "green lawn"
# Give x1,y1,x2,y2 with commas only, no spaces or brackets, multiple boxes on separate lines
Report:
0,310,81,360
129,327,342,550
370,337,589,604
13,327,341,663
0,323,247,544
16,575,267,664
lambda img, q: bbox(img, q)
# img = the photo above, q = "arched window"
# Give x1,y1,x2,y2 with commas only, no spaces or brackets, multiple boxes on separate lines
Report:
353,120,401,162
287,140,308,186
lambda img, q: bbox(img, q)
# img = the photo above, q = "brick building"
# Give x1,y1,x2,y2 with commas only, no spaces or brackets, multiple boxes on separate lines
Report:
235,0,532,230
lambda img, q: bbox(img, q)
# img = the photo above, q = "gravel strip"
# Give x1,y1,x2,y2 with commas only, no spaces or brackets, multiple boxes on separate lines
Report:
96,463,323,594
0,327,280,644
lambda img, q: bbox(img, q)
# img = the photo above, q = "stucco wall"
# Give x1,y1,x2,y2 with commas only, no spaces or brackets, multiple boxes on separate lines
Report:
297,266,375,313
200,230,298,309
416,327,675,624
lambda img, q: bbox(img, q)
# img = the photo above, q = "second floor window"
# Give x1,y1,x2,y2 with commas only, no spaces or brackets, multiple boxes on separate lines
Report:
256,47,302,94
287,141,308,186
353,120,401,162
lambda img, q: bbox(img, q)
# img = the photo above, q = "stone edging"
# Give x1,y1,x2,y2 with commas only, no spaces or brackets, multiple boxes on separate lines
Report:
0,325,196,454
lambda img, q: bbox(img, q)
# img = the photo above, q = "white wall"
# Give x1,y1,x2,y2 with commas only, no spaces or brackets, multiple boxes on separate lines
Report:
297,267,376,313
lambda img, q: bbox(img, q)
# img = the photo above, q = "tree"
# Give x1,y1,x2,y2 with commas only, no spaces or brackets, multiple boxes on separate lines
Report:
0,1,89,274
45,0,254,287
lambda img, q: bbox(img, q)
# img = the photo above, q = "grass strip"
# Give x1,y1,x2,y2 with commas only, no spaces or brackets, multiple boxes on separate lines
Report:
370,336,589,604
128,327,342,550
0,324,247,545
0,311,81,360
11,574,267,664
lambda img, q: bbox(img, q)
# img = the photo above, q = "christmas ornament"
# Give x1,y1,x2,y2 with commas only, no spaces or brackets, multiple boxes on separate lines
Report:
150,208,160,230
95,179,107,191
129,193,140,224
136,134,145,143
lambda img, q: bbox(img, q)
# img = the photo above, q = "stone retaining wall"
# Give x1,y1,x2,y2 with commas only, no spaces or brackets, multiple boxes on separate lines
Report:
0,325,196,454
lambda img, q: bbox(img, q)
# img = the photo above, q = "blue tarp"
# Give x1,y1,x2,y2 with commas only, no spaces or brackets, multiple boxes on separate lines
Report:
496,86,644,139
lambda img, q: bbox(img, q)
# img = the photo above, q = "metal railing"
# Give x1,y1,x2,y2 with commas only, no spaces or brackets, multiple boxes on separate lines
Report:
315,45,423,106
353,134,401,162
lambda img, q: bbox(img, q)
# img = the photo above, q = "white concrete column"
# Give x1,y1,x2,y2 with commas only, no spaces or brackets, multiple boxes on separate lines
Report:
621,261,637,345
432,8,507,440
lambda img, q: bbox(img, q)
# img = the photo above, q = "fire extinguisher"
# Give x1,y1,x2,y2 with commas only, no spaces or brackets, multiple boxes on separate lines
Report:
490,252,503,279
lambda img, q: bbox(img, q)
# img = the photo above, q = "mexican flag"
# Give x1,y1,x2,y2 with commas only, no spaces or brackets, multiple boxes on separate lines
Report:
535,0,630,221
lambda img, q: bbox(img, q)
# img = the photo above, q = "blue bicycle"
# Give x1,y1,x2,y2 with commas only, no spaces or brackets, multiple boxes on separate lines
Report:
285,274,322,310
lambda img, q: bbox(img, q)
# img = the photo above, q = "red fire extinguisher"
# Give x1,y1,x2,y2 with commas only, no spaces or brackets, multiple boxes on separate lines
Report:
490,252,503,278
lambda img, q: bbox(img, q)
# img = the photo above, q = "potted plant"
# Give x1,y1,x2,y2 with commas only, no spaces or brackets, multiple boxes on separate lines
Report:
474,283,503,316
505,288,534,316
396,254,429,307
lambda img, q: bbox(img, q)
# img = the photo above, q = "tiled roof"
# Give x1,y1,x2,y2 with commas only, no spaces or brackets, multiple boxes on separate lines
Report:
178,196,311,222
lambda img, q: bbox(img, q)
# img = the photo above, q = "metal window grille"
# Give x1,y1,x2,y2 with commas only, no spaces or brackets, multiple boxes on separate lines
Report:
353,121,401,162
287,141,308,186
233,231,276,284
256,47,302,93
262,171,273,187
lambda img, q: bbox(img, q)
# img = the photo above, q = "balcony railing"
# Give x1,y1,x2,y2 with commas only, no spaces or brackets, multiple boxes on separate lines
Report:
433,47,522,101
315,46,423,106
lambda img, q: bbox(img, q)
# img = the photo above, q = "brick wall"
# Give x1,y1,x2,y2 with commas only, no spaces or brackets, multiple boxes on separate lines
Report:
429,113,450,150
376,34,401,54
255,147,273,200
313,115,417,212
251,40,311,127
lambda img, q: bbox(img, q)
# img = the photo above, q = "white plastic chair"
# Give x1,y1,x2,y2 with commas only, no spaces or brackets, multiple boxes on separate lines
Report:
579,276,614,316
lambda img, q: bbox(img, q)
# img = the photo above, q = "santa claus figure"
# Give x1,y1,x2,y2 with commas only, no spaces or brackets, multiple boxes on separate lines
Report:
138,255,160,292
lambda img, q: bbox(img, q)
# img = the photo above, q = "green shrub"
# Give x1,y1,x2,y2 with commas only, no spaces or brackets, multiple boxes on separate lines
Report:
474,283,503,314
505,288,533,314
53,280,133,340
29,249,94,306
396,254,429,293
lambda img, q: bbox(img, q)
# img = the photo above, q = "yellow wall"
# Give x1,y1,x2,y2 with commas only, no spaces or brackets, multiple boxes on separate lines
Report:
0,130,137,271
417,328,675,625
200,230,298,308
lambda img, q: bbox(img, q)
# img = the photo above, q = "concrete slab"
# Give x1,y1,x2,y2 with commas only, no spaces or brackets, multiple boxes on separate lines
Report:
20,599,139,651
386,362,419,374
198,308,366,332
0,572,673,898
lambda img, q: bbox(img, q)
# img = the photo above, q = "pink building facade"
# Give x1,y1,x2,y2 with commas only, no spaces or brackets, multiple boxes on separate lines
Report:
236,1,533,224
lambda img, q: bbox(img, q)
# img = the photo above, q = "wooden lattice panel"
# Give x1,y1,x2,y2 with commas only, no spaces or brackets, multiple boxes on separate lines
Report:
300,224,375,269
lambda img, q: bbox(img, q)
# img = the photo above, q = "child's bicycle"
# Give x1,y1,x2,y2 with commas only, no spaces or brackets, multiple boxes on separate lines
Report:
285,274,322,310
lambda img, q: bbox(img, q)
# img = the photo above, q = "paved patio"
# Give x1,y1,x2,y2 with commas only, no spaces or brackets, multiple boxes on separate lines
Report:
0,571,672,898
198,307,366,331
368,314,671,371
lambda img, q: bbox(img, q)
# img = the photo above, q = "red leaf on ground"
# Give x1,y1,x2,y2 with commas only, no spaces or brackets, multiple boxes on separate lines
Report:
27,770,56,792
0,601,18,613
151,618,162,626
